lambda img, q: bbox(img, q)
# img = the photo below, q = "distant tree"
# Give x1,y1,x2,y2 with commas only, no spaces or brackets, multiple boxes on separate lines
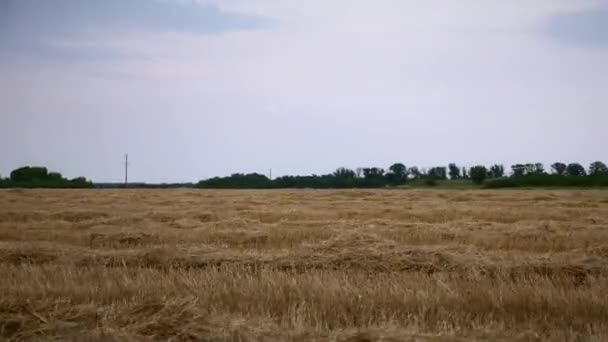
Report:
418,168,428,179
510,163,543,176
511,164,526,177
489,164,504,178
438,167,447,179
333,167,356,179
521,163,544,175
387,163,407,183
3,166,92,188
199,173,270,188
389,163,407,178
470,166,488,184
428,167,447,180
363,167,384,179
461,167,469,179
408,167,421,179
566,163,586,177
448,163,461,179
589,161,608,176
551,162,567,176
10,166,49,182
355,168,363,178
69,177,91,187
47,172,63,181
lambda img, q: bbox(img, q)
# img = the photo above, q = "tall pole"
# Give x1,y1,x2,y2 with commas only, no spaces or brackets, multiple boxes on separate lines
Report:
269,168,272,181
124,154,129,187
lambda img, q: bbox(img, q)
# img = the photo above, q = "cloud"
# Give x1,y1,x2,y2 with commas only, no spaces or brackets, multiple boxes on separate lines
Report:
545,7,608,47
1,0,607,182
1,0,274,34
0,0,274,62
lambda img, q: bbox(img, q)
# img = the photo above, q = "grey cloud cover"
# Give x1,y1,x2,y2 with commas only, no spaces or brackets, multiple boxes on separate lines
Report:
0,0,273,34
546,6,608,46
0,0,274,61
0,1,607,182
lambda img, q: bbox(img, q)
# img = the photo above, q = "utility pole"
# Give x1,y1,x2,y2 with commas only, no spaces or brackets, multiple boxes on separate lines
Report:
124,154,129,187
269,168,272,181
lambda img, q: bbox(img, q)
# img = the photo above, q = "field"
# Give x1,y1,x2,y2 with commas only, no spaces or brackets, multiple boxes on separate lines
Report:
0,189,607,341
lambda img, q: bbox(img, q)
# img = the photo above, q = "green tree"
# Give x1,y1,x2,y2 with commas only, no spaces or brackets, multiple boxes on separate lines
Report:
566,163,586,176
387,163,407,183
489,164,504,178
389,163,407,178
448,163,460,179
522,163,544,175
589,161,608,176
511,164,525,177
407,167,421,179
48,172,63,181
10,166,49,182
333,167,356,179
428,167,447,180
418,168,428,179
363,167,384,179
69,177,92,188
470,165,488,184
551,162,567,175
355,168,363,178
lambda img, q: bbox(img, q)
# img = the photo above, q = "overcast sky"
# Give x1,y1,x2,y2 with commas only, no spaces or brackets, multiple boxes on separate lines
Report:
1,0,607,182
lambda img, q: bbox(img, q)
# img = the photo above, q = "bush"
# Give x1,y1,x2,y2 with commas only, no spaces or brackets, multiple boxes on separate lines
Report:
424,178,437,186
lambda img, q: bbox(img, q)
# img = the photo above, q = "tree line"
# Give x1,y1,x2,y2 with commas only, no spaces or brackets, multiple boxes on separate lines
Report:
485,162,608,188
0,166,93,188
197,161,608,189
1,161,607,189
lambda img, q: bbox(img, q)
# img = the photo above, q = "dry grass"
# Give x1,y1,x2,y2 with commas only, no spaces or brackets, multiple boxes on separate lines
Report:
0,189,607,341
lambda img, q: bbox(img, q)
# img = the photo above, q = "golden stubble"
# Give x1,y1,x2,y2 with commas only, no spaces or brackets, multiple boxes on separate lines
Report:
0,189,607,341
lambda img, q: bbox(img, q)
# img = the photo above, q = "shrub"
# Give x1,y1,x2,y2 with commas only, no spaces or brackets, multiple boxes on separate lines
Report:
424,178,438,186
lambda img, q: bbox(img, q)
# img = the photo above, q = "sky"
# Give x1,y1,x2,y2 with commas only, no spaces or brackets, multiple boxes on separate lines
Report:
1,0,607,183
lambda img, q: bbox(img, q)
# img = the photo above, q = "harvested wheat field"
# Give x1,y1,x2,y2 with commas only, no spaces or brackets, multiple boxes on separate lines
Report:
0,189,607,341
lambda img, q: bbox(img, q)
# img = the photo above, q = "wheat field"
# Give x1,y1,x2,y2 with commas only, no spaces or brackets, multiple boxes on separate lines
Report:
0,189,607,341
